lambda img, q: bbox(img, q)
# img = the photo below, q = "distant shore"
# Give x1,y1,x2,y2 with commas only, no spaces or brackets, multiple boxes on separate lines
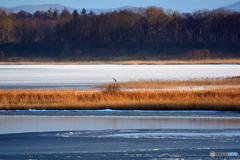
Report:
0,59,240,65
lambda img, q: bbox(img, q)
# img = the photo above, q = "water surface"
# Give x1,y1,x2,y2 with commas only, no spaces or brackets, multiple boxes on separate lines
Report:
1,110,240,159
1,110,240,135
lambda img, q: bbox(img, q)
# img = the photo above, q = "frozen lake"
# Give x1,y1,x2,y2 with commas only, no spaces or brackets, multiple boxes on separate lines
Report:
1,65,240,159
1,110,240,159
0,64,239,89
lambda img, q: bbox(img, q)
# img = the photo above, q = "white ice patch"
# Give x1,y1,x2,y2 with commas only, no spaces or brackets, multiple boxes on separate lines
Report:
103,131,240,137
0,64,239,89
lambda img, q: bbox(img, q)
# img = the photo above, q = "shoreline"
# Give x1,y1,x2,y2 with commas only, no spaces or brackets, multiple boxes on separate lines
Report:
0,59,240,65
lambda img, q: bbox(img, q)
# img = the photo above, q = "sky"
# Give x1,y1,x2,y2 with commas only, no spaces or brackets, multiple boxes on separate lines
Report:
1,0,239,12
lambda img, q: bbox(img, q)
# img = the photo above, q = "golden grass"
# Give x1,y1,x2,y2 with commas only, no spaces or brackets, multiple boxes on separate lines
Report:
113,59,240,65
0,87,239,111
99,77,240,89
0,59,240,65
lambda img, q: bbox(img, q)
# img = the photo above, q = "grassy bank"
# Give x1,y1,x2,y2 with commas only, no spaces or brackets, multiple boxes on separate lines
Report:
0,59,240,65
0,87,239,111
99,77,240,89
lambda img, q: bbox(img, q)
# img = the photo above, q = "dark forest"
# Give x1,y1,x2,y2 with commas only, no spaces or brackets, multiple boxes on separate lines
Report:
0,6,240,61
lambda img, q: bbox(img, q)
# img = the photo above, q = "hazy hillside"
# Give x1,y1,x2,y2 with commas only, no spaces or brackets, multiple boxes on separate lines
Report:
8,4,76,13
7,4,132,14
5,1,240,14
221,1,240,11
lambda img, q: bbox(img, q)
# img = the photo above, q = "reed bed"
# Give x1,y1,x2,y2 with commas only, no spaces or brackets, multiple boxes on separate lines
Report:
114,59,240,65
0,59,240,65
99,77,240,89
0,86,239,111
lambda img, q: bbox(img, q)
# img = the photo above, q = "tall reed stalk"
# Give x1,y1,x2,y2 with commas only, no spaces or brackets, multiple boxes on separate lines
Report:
0,86,239,111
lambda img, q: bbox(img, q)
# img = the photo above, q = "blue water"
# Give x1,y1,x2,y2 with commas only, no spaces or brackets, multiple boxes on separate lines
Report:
1,110,240,135
0,108,239,113
1,110,240,159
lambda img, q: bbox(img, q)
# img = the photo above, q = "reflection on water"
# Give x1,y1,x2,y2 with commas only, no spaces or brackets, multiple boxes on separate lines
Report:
1,115,240,134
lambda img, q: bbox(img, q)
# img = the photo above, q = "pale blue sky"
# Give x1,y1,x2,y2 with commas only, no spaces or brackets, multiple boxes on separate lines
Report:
1,0,239,12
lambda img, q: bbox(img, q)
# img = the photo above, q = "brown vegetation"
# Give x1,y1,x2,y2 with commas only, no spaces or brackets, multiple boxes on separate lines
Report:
100,77,240,89
0,85,239,111
0,58,240,65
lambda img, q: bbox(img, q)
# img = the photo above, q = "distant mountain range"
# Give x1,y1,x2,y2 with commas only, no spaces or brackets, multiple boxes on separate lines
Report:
5,4,132,14
221,1,240,11
2,1,240,15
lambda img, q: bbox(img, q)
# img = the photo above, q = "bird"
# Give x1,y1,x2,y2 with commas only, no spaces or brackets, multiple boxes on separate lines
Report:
113,77,118,83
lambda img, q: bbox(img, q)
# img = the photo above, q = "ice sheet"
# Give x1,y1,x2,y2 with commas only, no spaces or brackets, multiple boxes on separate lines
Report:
0,65,239,89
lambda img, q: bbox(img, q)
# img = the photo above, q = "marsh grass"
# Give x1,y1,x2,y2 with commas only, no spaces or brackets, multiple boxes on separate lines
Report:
99,77,240,89
0,87,239,111
0,59,240,65
114,59,240,65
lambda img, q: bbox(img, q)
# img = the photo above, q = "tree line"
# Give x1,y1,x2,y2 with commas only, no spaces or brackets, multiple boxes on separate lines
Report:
0,6,240,61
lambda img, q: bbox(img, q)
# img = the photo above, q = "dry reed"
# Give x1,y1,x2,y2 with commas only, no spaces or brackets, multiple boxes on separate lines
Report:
0,59,240,65
99,77,240,89
0,86,239,111
114,59,240,65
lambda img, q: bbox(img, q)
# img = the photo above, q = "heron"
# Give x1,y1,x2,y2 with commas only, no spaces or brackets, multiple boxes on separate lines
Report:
113,77,118,82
